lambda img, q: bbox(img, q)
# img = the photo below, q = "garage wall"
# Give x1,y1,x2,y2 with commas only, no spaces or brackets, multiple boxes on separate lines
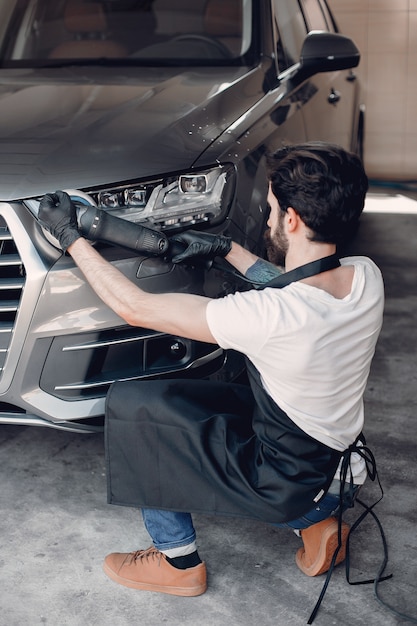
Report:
327,0,417,181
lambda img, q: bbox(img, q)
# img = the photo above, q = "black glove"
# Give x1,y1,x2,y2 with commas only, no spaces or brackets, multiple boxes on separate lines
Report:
38,190,81,251
170,230,232,264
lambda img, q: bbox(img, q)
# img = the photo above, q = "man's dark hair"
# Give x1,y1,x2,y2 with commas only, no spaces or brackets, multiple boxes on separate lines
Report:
265,142,369,245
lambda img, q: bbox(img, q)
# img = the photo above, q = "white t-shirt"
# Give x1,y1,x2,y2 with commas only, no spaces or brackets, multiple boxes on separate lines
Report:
206,256,384,484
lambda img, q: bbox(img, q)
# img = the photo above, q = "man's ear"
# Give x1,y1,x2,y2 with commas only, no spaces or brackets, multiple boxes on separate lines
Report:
285,207,300,232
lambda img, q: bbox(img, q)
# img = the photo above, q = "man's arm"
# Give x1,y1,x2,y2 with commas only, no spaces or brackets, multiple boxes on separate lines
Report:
37,192,278,340
225,243,282,283
224,242,260,275
67,238,217,344
171,231,282,284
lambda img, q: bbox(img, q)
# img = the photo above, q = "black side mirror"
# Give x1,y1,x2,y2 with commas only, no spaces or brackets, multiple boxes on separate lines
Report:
300,31,360,75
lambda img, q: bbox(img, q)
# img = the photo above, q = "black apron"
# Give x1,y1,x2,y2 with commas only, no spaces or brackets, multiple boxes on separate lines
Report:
105,359,343,523
105,254,348,523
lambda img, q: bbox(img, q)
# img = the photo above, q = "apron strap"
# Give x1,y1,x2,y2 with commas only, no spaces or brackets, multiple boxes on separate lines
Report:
258,253,341,290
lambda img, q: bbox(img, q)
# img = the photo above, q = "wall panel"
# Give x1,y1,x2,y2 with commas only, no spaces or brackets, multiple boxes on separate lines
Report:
327,0,417,180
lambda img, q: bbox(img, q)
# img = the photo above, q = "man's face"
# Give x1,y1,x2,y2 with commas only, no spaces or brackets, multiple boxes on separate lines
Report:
264,184,288,266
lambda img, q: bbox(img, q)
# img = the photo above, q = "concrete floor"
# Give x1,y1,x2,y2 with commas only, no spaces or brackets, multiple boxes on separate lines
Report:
1,187,417,626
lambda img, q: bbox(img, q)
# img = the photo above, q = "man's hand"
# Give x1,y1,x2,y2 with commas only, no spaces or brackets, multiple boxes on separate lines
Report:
170,230,232,264
39,190,81,251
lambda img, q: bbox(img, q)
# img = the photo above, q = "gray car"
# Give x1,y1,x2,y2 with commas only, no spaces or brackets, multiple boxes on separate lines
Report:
0,0,363,432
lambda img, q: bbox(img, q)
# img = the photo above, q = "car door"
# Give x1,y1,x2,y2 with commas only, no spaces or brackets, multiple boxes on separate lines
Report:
298,0,361,150
272,0,360,152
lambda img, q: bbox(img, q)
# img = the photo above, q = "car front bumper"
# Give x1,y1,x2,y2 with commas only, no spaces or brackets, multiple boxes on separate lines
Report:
0,202,236,432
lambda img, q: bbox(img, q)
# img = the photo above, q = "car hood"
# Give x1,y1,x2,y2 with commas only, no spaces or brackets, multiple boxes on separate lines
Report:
0,65,265,201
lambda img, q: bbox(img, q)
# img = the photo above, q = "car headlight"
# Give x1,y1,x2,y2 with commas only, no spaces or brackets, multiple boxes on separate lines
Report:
24,164,236,235
86,164,235,231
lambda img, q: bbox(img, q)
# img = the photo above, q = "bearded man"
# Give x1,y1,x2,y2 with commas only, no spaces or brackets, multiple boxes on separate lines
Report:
39,142,384,598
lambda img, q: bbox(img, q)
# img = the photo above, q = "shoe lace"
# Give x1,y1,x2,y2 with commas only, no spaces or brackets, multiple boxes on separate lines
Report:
128,547,163,567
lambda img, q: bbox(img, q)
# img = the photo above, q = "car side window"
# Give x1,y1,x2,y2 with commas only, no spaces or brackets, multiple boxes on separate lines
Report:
300,0,330,31
272,0,308,72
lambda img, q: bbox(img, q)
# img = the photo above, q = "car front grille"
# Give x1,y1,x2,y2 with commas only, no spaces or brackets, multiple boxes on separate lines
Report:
0,216,25,378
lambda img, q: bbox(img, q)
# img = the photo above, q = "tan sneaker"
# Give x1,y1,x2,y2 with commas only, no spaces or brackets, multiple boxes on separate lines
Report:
295,516,350,577
103,546,207,596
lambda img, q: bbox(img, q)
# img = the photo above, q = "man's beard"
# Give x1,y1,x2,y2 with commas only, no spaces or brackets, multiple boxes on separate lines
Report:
264,220,288,267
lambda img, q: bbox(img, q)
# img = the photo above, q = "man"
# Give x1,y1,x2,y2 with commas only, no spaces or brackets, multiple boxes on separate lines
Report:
39,142,384,598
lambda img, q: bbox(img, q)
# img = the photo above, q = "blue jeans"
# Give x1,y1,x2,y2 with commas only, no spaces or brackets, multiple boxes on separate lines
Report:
141,484,359,549
272,484,359,530
142,509,196,551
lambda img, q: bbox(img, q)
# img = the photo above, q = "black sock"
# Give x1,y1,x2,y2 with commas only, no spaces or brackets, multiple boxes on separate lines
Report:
166,551,202,570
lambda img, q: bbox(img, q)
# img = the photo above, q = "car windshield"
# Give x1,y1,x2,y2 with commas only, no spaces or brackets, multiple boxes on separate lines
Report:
0,0,254,67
